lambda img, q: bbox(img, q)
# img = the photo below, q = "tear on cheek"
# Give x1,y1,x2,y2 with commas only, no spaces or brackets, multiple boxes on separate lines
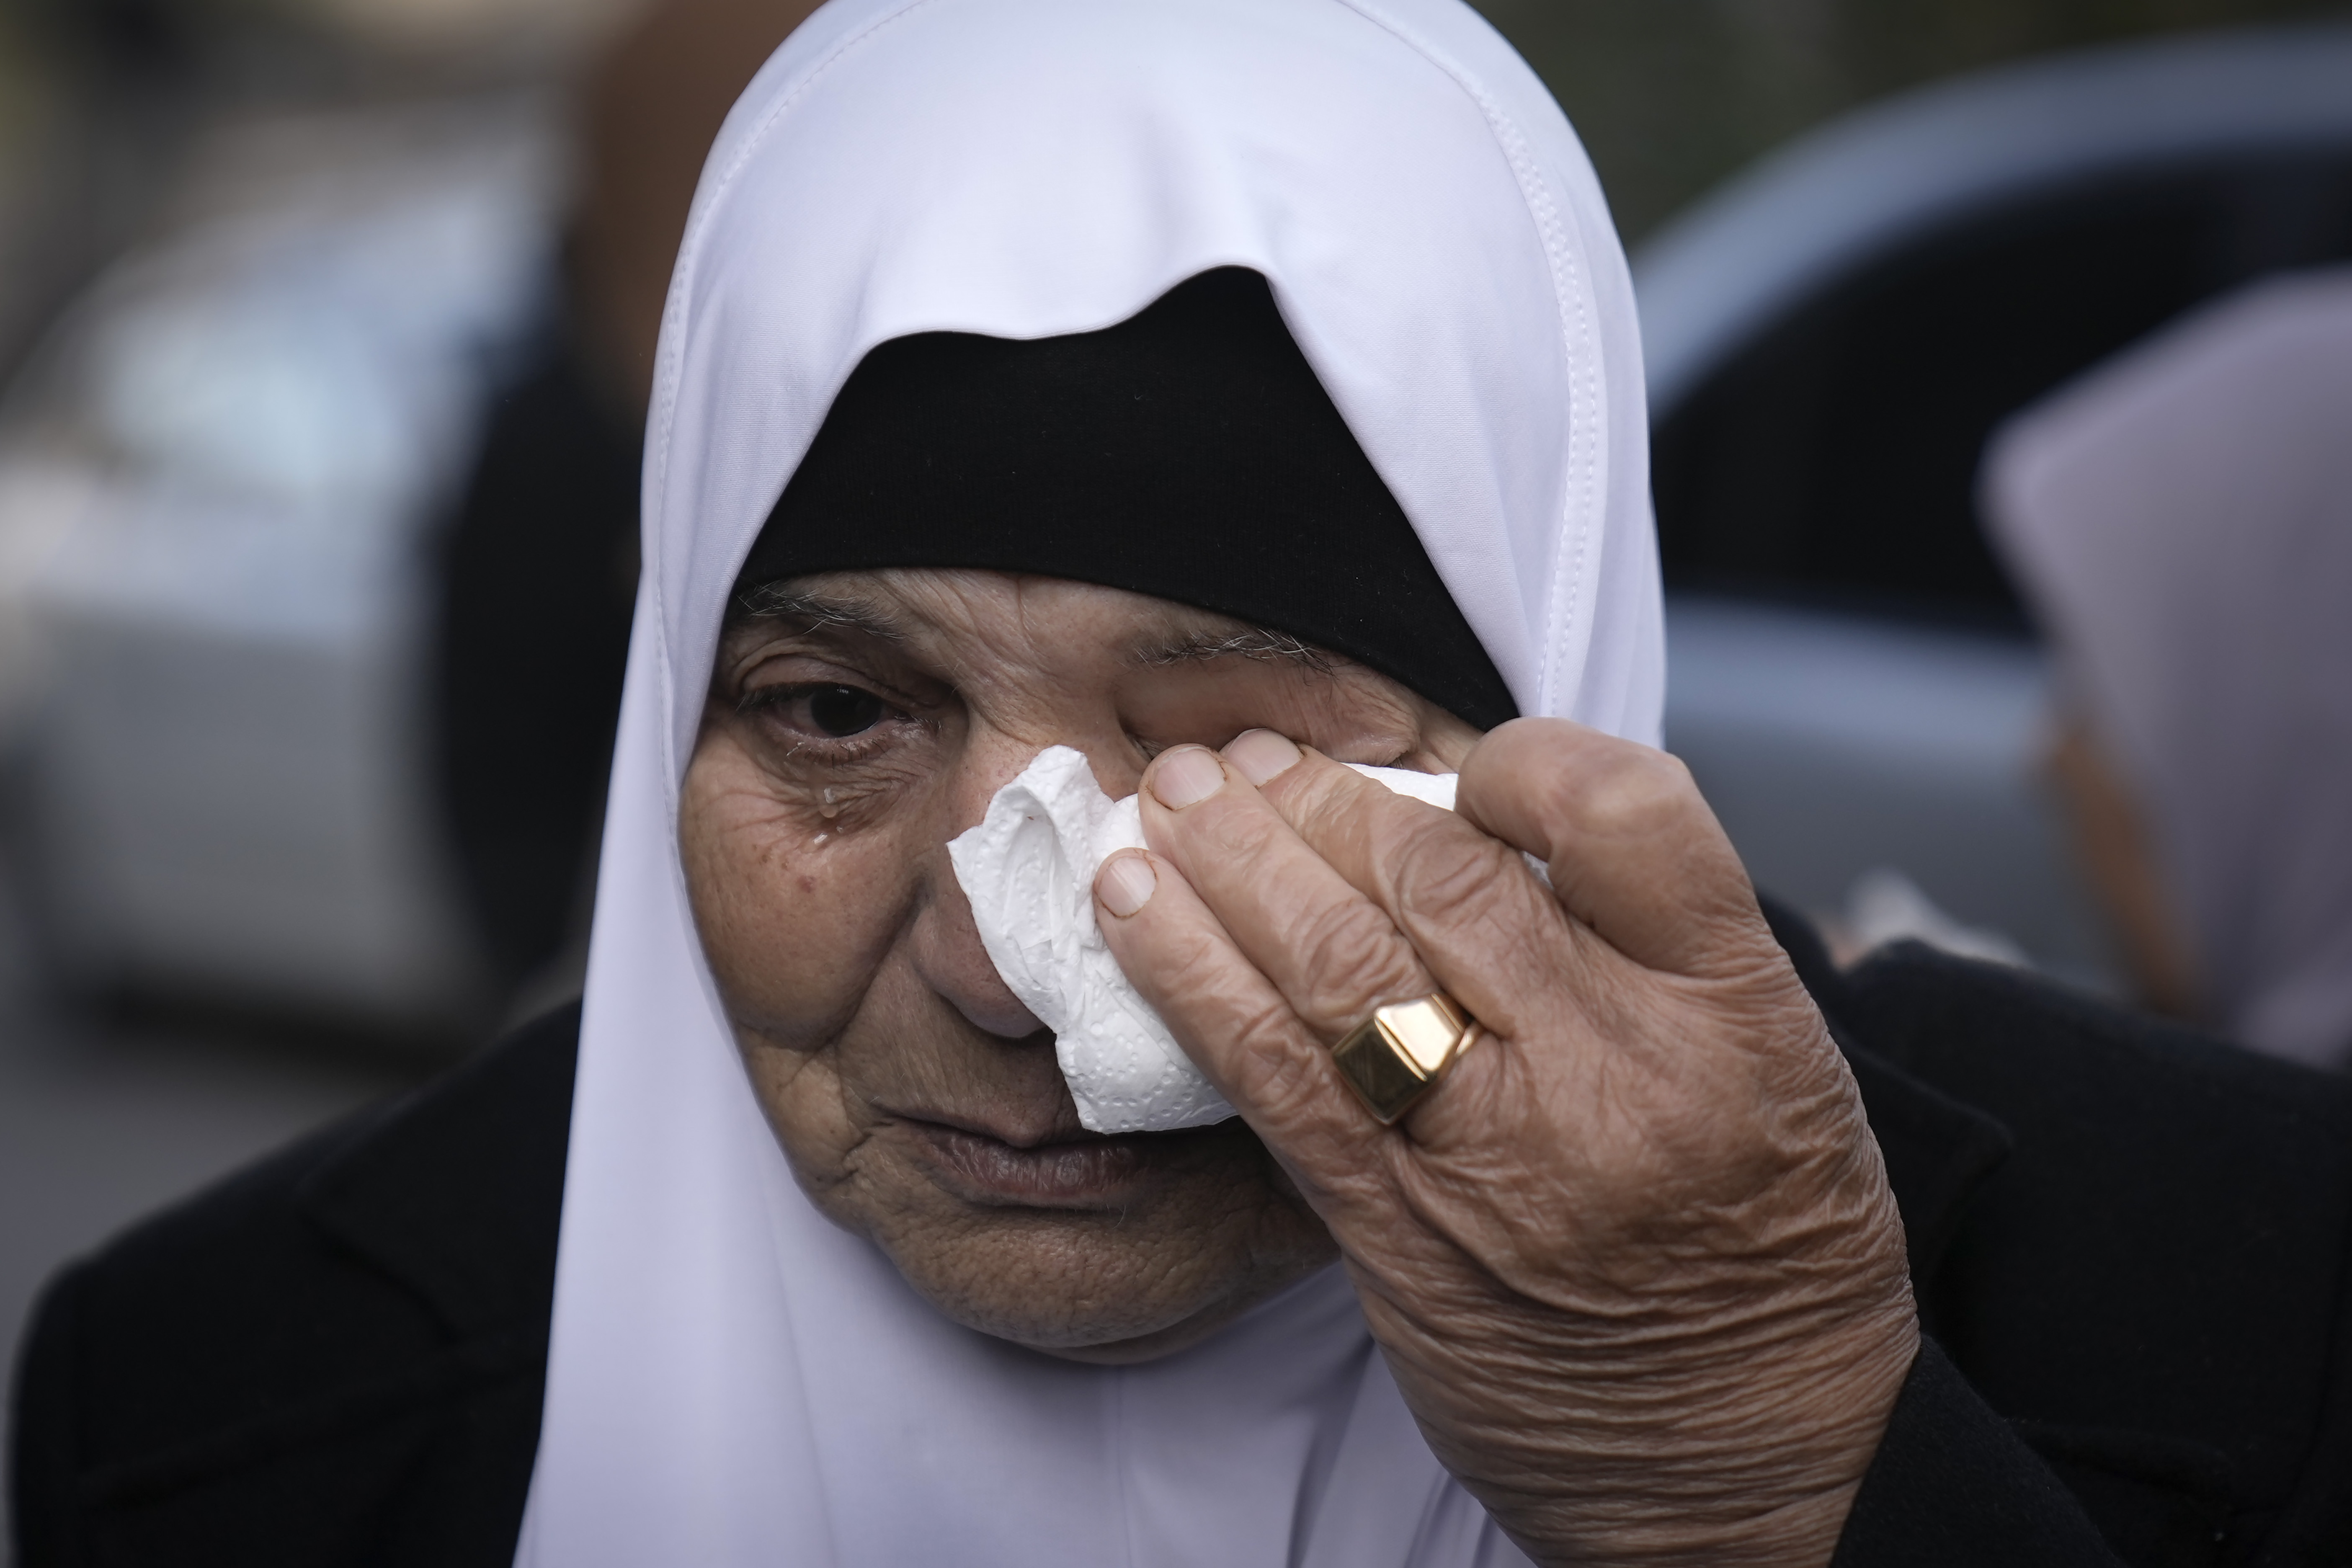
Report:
773,758,933,836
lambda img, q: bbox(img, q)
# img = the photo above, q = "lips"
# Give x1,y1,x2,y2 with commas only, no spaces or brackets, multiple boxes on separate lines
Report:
901,1116,1216,1207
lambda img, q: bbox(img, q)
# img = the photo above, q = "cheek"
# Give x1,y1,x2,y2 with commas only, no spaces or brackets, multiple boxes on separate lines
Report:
679,736,922,1048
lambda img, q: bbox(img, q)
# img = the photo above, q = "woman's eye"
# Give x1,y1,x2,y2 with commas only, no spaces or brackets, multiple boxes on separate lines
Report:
738,672,913,748
799,685,887,738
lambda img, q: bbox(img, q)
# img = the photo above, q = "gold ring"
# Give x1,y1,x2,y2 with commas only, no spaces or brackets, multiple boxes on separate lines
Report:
1331,992,1480,1124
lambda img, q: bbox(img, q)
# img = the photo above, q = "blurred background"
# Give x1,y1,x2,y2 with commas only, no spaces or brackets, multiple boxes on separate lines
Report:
3,0,2349,1519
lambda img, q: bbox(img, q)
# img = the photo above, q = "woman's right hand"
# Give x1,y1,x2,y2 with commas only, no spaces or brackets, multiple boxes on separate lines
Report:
1094,717,1919,1568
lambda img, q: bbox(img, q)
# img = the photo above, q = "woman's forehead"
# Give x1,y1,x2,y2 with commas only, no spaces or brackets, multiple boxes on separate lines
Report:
735,568,1338,672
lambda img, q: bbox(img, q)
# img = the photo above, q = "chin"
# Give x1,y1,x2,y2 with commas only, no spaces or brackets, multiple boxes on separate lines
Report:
871,1202,1257,1355
819,1156,1338,1361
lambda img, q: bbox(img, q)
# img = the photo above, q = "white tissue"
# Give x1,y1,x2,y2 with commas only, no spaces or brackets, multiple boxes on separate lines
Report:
947,745,1457,1134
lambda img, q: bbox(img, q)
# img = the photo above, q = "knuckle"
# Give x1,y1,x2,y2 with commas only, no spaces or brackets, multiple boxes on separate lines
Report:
1230,1002,1334,1123
1184,792,1285,864
1388,818,1514,930
1289,897,1424,1024
1157,924,1232,998
1286,763,1375,837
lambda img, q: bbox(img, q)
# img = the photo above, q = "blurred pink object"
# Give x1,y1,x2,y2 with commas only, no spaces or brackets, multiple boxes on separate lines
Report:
1986,268,2352,1068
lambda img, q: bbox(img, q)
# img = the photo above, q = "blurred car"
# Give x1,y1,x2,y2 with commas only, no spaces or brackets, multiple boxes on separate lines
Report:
0,96,561,1036
7,18,2350,1040
1643,21,2352,986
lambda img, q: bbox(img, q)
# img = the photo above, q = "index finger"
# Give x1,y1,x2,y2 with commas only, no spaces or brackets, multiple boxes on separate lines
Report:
1232,743,1605,1049
1132,745,1438,1042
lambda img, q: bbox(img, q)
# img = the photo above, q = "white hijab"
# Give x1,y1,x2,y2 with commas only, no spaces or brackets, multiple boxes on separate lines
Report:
1986,267,2352,1070
518,1,1663,1562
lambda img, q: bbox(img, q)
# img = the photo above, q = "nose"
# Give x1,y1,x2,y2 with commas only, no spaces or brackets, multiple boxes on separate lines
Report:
910,865,1047,1039
915,728,1136,1040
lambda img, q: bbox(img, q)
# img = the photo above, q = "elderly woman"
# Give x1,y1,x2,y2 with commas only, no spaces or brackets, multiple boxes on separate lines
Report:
14,2,2352,1565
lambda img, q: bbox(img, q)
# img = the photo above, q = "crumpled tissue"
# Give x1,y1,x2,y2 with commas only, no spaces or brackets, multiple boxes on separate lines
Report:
947,745,1458,1134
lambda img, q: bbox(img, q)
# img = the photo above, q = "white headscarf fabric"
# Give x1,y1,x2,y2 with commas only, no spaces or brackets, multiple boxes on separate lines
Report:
1986,268,2352,1070
517,0,1663,1562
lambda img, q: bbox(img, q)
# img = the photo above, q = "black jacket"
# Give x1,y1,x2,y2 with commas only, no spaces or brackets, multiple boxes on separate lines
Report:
13,909,2352,1567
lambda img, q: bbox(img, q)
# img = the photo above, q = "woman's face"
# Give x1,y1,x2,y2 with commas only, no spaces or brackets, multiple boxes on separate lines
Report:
682,568,1479,1362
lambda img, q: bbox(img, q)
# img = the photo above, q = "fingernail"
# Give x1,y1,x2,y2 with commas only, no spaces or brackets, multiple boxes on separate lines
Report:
1225,729,1301,786
1097,852,1158,918
1150,746,1225,809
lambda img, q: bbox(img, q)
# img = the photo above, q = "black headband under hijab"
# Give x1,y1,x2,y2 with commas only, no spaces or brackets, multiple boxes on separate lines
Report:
739,267,1517,730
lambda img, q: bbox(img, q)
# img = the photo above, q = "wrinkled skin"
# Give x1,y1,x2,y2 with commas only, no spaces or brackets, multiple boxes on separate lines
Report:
681,567,1918,1567
683,568,1474,1356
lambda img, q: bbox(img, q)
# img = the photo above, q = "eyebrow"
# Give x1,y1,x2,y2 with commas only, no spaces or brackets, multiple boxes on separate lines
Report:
1130,624,1340,673
732,582,910,642
734,578,1339,675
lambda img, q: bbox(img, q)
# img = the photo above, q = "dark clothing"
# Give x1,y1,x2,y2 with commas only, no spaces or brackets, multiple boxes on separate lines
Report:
748,268,1518,731
13,912,2352,1566
10,1012,569,1568
432,333,640,986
